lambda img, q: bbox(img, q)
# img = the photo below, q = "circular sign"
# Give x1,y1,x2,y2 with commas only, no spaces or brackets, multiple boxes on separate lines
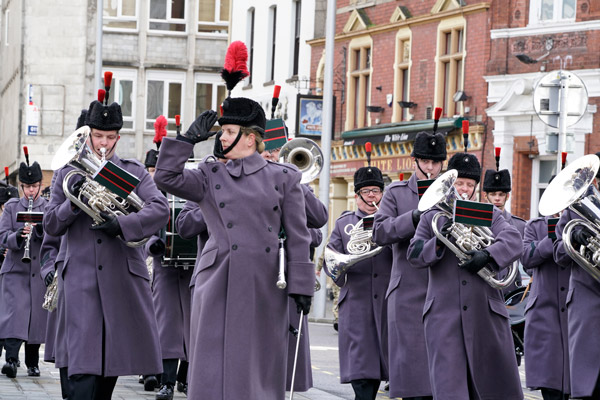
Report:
533,70,588,129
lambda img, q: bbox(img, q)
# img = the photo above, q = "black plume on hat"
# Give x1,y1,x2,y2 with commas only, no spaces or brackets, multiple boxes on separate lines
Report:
218,97,266,135
144,149,159,168
354,166,384,193
19,161,43,184
76,109,88,130
411,131,447,161
483,169,511,192
85,101,123,131
448,153,481,183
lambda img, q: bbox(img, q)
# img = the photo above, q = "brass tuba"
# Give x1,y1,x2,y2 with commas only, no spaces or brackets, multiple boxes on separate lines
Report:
279,138,323,184
418,169,519,289
51,126,148,247
539,154,600,283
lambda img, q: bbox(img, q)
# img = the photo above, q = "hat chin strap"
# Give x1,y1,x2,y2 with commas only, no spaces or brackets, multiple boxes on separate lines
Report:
358,193,381,209
415,159,431,180
221,131,243,156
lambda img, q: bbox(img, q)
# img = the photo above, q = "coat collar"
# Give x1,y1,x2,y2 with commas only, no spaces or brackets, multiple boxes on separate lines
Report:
19,195,45,209
225,152,267,178
355,207,373,219
408,173,418,194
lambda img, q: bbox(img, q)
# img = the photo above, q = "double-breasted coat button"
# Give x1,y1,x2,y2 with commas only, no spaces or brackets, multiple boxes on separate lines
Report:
32,273,35,277
212,166,218,172
373,273,378,278
283,169,288,173
273,206,278,211
265,247,270,253
98,265,103,270
227,223,233,228
462,280,467,285
561,307,565,312
463,306,468,311
33,256,36,260
268,226,272,232
232,244,238,250
374,294,378,299
560,287,565,291
219,202,225,208
216,184,221,189
274,185,279,191
97,239,102,244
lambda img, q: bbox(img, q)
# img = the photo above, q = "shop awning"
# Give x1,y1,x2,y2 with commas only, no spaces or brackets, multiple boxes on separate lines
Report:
342,118,464,146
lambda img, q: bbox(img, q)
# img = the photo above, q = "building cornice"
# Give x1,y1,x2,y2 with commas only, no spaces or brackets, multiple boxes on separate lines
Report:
490,20,600,39
306,3,490,46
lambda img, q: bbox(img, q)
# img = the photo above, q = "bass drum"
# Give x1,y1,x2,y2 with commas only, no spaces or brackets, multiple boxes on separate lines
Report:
164,194,198,268
505,286,529,366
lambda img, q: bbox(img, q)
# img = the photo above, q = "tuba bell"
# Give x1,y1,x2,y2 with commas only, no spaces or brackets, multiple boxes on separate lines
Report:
418,169,519,289
279,138,323,184
51,126,148,247
539,154,600,283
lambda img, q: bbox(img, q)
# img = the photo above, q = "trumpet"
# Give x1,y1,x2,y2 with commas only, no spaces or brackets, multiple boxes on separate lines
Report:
418,169,518,289
51,126,148,247
21,196,34,263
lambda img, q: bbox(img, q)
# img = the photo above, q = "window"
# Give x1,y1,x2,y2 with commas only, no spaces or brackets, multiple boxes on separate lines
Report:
533,158,558,216
292,1,302,77
195,80,227,118
198,0,229,34
436,23,464,117
102,69,136,131
266,6,277,82
104,0,137,30
530,0,576,24
394,33,411,122
149,0,185,32
246,8,255,85
346,38,372,130
146,73,185,131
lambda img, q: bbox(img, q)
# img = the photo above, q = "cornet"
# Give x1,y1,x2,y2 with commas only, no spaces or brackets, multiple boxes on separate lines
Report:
418,169,518,289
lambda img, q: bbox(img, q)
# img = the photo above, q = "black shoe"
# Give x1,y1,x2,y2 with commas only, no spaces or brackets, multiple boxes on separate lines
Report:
177,381,187,393
27,366,40,377
1,359,17,378
333,322,338,332
139,375,144,384
156,384,174,400
384,381,389,391
144,375,159,391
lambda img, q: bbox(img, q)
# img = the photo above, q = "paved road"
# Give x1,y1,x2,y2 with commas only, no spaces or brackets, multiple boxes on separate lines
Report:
0,319,544,399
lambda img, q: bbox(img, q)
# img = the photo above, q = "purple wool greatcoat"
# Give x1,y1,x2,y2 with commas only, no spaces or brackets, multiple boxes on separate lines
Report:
40,233,62,363
328,209,392,384
146,234,194,361
408,207,524,400
154,138,315,400
44,154,169,377
174,199,209,289
521,216,570,393
286,185,327,392
553,209,600,398
372,174,432,397
0,196,50,344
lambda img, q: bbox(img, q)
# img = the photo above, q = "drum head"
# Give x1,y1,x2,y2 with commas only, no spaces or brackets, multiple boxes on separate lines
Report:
505,287,529,326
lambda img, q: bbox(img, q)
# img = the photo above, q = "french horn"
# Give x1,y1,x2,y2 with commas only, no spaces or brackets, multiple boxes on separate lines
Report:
539,154,600,283
418,169,518,289
51,126,148,247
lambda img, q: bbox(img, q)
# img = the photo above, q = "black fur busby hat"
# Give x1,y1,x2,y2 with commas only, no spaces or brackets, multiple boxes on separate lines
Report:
85,72,123,131
354,166,384,193
0,186,18,204
19,161,42,184
483,169,511,192
411,131,447,161
448,152,481,183
76,109,88,130
218,97,266,134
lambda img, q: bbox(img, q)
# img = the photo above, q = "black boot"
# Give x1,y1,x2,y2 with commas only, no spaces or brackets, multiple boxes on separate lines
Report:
156,384,174,400
144,375,159,391
27,366,40,377
1,358,18,378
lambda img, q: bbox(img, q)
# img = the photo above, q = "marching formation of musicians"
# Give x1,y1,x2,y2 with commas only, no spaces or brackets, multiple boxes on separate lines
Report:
0,39,599,400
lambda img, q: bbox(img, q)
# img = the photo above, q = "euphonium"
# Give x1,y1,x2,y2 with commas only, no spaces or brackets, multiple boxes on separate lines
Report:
539,154,600,283
51,126,147,247
21,196,34,263
418,169,519,290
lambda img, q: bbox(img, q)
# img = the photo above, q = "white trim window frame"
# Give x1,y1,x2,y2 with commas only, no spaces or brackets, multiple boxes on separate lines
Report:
528,0,576,26
103,0,138,32
103,68,137,132
197,0,229,36
145,71,186,133
194,73,227,118
148,0,186,34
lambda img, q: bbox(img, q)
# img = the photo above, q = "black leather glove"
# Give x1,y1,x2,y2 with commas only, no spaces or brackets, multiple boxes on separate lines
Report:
44,270,55,288
290,294,312,315
460,249,491,274
16,226,26,247
90,212,122,238
34,223,43,235
177,110,219,144
571,228,592,249
70,176,85,198
411,209,423,228
149,239,166,256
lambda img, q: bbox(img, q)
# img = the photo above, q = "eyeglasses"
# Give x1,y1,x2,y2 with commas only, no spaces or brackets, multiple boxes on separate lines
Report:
358,188,382,195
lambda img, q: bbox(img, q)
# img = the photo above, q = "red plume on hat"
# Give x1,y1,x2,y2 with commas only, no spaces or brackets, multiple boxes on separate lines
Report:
221,41,250,94
153,115,168,149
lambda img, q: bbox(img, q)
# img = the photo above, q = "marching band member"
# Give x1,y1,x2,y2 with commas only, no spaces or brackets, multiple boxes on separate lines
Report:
482,148,526,295
0,151,51,378
407,152,523,400
373,130,447,400
553,156,600,400
326,163,392,400
0,179,18,360
521,205,570,400
44,86,169,398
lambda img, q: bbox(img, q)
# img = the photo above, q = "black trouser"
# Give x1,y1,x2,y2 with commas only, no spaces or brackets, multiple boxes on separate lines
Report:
3,338,22,362
68,374,118,400
541,387,569,400
161,359,179,386
24,343,40,368
59,367,70,400
176,360,188,384
350,379,380,400
580,373,600,400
